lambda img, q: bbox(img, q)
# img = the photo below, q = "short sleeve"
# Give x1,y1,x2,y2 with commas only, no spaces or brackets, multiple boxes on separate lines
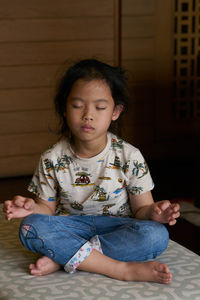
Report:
28,155,58,202
126,150,154,195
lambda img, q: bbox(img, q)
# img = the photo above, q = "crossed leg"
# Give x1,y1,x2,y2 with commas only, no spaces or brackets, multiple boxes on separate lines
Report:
29,250,172,284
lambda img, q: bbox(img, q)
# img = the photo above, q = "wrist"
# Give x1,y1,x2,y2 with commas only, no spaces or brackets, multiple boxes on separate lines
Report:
134,204,153,220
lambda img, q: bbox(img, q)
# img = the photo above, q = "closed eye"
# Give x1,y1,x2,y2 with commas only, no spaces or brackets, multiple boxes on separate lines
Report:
72,104,83,109
96,107,106,110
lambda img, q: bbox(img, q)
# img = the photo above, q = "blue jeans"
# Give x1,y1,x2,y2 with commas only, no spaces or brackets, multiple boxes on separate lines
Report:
19,214,169,273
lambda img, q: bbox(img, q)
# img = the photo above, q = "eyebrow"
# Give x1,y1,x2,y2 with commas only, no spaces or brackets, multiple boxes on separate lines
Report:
71,97,108,103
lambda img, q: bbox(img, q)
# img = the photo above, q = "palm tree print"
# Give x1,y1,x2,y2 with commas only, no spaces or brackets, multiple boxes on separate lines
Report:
55,155,73,172
29,180,38,194
44,159,54,172
128,186,143,195
132,160,149,178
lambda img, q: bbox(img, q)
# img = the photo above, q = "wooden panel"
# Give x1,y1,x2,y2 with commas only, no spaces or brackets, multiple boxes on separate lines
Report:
122,16,154,38
122,60,154,82
0,65,58,89
0,154,41,178
0,17,113,42
122,0,156,16
0,110,57,134
0,16,153,42
0,88,53,111
122,39,154,61
0,132,57,157
0,40,113,67
120,0,156,157
129,83,155,102
0,0,115,177
0,0,113,18
123,99,154,126
122,122,154,148
0,133,54,157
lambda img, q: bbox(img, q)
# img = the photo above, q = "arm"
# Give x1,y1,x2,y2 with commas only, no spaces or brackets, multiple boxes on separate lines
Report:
3,195,56,221
129,191,180,226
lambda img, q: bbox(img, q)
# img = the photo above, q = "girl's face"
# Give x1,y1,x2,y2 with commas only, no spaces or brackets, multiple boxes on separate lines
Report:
65,79,122,144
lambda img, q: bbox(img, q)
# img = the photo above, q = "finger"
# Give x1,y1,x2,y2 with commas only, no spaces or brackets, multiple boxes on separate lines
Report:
172,211,180,219
154,205,162,215
3,200,12,210
24,198,33,210
13,195,26,207
3,204,13,215
168,211,180,225
159,200,171,211
172,203,180,212
168,219,177,226
24,201,31,210
6,212,13,221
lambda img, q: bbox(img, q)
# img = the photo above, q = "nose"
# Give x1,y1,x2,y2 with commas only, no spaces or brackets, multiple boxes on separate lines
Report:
82,107,93,121
83,115,93,121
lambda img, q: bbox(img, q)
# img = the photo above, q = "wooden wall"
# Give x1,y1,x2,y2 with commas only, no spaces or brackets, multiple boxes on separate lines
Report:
121,0,156,152
0,0,114,177
0,0,174,177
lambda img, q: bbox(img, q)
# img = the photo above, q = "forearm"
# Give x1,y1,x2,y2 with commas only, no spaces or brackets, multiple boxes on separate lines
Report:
33,198,55,215
134,204,153,220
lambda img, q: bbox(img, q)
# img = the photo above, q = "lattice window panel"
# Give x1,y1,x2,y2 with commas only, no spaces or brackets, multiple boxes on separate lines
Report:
173,0,200,119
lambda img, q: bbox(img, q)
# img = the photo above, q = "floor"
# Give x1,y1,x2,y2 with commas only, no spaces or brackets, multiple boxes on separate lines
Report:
0,164,200,256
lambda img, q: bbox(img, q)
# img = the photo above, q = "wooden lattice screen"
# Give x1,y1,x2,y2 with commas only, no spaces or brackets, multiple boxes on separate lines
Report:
173,0,200,119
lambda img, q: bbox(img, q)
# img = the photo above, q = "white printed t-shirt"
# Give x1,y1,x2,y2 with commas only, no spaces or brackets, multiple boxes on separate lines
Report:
28,132,154,217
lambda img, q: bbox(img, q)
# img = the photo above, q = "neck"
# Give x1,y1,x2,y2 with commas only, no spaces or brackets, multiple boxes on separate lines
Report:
71,135,107,158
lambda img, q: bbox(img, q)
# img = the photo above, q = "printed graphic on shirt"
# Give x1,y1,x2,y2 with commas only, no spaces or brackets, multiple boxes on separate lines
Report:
29,180,38,194
54,155,73,172
132,160,149,178
113,180,126,195
117,202,132,217
44,155,73,173
97,158,104,163
122,161,130,174
107,156,130,174
91,186,109,202
45,173,56,182
44,158,54,172
103,203,115,215
111,138,123,149
128,186,143,195
56,192,72,215
70,201,84,211
110,156,121,169
98,176,111,180
73,172,94,187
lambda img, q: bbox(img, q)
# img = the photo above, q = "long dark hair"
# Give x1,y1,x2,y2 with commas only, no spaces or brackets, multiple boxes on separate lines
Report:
54,59,129,137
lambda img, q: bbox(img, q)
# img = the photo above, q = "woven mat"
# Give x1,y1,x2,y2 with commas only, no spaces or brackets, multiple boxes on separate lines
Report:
1,204,200,300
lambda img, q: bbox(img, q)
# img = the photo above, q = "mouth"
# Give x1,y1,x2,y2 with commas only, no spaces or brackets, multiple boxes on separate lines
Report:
81,125,94,132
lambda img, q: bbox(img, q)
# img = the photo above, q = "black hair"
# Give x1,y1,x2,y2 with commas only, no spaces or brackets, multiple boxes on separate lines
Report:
54,59,129,137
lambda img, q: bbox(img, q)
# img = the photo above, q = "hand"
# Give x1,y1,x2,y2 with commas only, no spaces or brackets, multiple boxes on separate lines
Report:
3,195,35,221
150,200,180,226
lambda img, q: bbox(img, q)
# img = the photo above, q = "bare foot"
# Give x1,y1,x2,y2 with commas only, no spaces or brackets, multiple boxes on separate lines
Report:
122,261,172,284
29,256,61,276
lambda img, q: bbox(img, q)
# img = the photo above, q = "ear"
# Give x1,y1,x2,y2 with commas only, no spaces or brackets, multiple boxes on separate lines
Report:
112,104,124,121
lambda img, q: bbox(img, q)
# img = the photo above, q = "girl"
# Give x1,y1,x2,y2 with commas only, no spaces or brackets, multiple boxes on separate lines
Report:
3,59,180,284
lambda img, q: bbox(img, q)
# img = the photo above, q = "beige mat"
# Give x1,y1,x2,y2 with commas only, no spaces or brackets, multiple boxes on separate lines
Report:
0,204,200,300
180,201,200,227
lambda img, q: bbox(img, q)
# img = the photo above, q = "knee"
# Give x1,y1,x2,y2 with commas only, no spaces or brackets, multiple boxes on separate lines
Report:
148,222,169,255
19,214,45,250
19,214,41,236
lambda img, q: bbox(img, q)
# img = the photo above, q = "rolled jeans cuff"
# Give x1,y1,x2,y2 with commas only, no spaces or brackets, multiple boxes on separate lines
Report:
64,235,102,274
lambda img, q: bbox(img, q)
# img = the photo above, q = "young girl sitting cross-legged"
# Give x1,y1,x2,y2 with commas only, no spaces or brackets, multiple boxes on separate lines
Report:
3,59,180,284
